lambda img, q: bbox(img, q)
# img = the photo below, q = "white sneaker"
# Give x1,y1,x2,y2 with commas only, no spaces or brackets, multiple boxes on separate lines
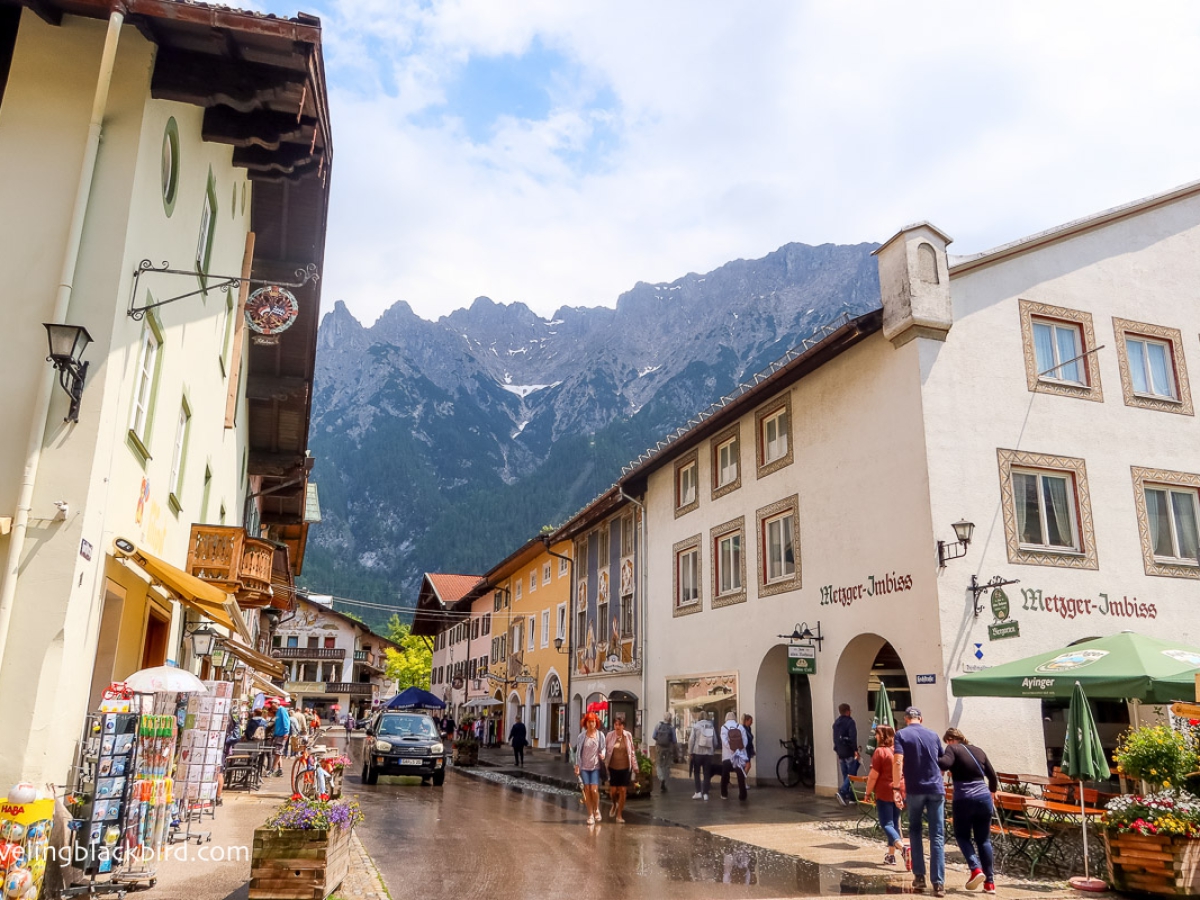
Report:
692,792,702,800
587,815,595,825
703,793,709,801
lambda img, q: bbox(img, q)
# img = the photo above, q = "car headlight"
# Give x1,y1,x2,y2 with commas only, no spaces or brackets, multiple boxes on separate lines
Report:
430,743,444,756
374,740,392,752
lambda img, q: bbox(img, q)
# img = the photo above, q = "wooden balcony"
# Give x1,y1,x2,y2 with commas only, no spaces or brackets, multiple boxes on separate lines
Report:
273,647,346,660
326,682,373,696
187,524,289,610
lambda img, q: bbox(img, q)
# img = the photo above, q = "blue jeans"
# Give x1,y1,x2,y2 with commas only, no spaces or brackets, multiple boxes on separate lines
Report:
952,794,995,879
837,756,858,798
876,799,903,847
907,792,946,885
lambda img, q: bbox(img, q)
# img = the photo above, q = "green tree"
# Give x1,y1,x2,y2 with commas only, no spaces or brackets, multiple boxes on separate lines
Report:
384,616,433,691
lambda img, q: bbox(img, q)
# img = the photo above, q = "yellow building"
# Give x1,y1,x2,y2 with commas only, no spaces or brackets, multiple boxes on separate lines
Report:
483,537,572,751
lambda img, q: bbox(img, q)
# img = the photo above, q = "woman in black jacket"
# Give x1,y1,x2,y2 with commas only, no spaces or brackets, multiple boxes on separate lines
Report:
939,728,999,894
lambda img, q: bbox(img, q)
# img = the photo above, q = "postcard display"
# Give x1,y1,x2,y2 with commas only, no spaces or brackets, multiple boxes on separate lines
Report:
74,711,140,877
173,681,231,831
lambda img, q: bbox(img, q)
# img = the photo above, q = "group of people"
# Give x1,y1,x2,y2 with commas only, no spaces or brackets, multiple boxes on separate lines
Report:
570,712,639,825
685,711,755,801
244,701,323,778
839,704,999,897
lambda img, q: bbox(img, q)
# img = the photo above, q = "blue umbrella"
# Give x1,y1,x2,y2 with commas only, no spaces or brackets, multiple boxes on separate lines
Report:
386,687,446,710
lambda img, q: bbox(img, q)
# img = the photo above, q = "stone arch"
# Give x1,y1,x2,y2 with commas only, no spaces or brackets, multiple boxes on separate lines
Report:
831,632,910,787
754,643,809,786
917,242,939,283
540,671,565,747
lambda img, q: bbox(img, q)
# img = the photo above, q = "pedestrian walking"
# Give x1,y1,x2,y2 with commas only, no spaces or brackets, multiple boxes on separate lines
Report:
688,714,718,800
939,728,999,894
604,716,635,823
865,724,906,866
573,713,607,825
719,711,749,801
651,712,677,792
290,704,309,755
508,713,528,767
833,703,860,806
893,707,946,896
345,713,355,736
742,714,756,787
270,703,291,777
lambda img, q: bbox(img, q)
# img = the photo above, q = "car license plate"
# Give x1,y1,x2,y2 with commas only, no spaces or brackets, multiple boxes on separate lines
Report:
400,758,423,766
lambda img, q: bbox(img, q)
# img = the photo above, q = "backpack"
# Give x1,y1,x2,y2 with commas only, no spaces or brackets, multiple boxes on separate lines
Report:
250,724,266,741
725,723,745,753
694,720,715,754
653,722,673,747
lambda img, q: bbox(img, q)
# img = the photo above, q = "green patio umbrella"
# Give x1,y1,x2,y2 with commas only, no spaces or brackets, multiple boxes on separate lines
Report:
951,632,1200,703
1060,681,1110,892
865,683,895,756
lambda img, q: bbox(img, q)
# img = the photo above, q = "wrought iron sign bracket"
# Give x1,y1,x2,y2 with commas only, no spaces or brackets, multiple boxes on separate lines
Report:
969,574,1020,617
126,259,319,320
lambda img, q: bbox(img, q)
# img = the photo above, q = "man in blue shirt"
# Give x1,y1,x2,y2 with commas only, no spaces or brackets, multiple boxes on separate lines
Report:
270,703,291,777
893,707,945,896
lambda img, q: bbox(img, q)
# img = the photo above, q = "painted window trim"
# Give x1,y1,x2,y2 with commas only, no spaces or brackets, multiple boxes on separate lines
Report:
674,450,700,517
1017,299,1104,402
672,534,702,617
755,494,802,596
710,423,742,500
1112,317,1193,416
755,394,795,478
1131,466,1200,579
195,165,218,294
167,393,192,515
710,515,747,609
997,448,1098,570
126,307,164,465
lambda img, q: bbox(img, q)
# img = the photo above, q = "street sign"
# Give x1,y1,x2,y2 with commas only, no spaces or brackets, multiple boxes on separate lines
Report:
787,645,817,675
451,676,464,690
988,621,1020,641
916,674,936,685
991,588,1010,621
513,676,536,685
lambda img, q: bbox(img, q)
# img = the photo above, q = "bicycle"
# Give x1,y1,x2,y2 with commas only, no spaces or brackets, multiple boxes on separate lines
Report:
291,738,345,799
776,738,816,788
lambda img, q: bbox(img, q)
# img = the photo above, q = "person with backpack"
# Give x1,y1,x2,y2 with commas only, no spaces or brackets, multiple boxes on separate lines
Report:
651,713,677,792
833,702,860,806
688,714,718,800
719,711,749,801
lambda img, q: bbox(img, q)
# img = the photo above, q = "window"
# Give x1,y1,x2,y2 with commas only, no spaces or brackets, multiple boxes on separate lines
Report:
541,610,550,648
712,424,741,499
515,580,522,600
1132,467,1200,578
676,545,700,610
286,635,298,648
755,396,794,477
161,118,179,216
483,613,490,635
711,516,746,608
619,588,634,637
543,562,552,585
529,571,537,593
1114,319,1193,415
756,495,802,595
997,449,1097,569
576,609,586,649
167,400,190,510
674,451,700,517
325,636,335,649
196,166,218,281
220,290,235,376
559,557,569,577
472,617,480,639
1012,469,1079,551
307,636,319,649
1018,301,1102,401
556,604,566,641
128,317,162,453
621,512,636,557
527,616,535,652
597,596,609,642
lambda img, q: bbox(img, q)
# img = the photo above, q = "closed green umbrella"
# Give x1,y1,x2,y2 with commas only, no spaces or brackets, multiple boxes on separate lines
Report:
1061,681,1110,891
865,683,894,755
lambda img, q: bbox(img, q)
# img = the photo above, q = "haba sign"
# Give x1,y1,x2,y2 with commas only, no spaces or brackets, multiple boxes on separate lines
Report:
819,571,914,608
1020,588,1157,621
787,644,817,676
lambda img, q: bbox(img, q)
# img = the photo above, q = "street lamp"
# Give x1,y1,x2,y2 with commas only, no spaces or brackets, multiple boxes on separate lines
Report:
777,621,824,651
43,323,93,423
189,624,218,658
936,518,975,568
553,636,568,654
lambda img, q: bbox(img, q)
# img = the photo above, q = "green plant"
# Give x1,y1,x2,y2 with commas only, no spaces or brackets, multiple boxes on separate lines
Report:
265,795,364,832
1104,790,1200,837
1114,724,1197,789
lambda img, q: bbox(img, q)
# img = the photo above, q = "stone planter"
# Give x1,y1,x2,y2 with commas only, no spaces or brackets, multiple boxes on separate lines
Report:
249,825,353,900
1104,830,1200,896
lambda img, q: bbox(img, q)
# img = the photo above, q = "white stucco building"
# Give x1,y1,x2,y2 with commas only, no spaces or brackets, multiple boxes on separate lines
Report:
623,181,1200,791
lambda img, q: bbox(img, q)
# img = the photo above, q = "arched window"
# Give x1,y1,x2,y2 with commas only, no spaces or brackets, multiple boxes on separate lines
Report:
917,242,939,284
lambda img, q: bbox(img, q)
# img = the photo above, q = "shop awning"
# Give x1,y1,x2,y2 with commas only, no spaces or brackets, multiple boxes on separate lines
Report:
250,672,290,700
113,537,252,643
222,637,286,679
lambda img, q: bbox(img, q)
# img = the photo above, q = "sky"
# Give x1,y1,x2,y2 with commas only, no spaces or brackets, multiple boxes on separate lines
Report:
256,0,1200,326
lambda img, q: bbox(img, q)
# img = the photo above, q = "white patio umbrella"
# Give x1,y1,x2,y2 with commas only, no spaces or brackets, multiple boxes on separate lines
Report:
464,697,502,708
125,665,208,694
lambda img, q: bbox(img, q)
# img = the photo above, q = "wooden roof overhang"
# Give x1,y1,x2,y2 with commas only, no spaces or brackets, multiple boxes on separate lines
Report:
14,0,335,573
411,575,489,638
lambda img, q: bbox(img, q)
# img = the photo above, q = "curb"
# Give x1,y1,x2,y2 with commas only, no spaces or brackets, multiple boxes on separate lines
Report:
336,832,392,900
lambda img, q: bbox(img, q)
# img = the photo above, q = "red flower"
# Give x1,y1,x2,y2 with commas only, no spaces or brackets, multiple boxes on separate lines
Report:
291,793,303,801
319,794,330,801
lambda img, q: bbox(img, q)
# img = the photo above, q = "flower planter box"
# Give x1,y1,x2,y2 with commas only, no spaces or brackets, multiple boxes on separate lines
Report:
1104,831,1200,896
249,826,353,900
454,742,479,766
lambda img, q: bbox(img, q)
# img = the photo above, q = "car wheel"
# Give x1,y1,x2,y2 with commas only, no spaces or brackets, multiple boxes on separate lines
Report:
432,771,445,787
364,761,379,785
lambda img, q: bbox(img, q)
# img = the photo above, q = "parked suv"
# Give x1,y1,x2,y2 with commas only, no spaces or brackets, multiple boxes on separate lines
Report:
362,711,448,786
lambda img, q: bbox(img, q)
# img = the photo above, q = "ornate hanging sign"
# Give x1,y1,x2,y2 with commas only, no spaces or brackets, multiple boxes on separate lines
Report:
245,285,300,344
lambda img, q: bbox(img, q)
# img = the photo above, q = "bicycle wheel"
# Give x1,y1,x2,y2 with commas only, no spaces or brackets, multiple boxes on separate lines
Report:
777,754,801,787
798,749,816,789
292,764,317,798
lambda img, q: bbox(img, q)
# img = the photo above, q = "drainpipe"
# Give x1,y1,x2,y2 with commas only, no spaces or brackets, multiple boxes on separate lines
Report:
0,7,126,670
541,538,572,757
618,487,648,748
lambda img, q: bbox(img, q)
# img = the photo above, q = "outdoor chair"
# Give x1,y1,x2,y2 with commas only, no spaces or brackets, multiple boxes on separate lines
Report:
992,792,1056,876
848,775,878,834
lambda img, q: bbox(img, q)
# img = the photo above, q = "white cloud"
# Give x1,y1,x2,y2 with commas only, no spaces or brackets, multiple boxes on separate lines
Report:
291,0,1200,324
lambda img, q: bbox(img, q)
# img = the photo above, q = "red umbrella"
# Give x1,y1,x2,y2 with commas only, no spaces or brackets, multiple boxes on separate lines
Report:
586,700,608,712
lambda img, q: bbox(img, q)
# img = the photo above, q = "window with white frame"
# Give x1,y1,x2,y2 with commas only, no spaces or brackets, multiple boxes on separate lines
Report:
541,610,550,648
677,546,700,608
716,530,742,595
543,562,552,585
515,580,522,600
168,401,190,507
129,321,161,447
1125,335,1176,399
556,604,566,640
1145,485,1199,563
677,460,697,508
1114,319,1192,415
621,513,635,557
762,408,789,463
529,571,537,593
1031,318,1086,384
764,511,795,581
1019,302,1103,402
1012,468,1080,551
717,436,738,487
559,557,569,577
527,616,535,652
619,591,634,637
